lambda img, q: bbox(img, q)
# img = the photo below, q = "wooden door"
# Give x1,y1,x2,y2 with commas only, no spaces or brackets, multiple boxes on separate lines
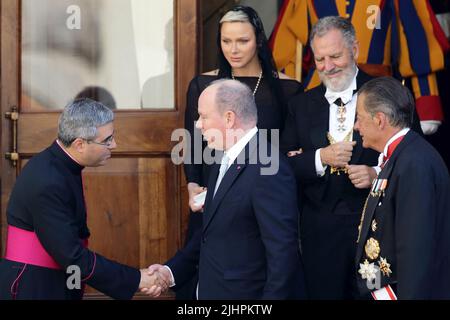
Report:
0,0,198,298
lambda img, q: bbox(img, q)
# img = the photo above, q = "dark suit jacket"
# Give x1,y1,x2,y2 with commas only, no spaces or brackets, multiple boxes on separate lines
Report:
0,141,140,300
281,70,380,214
355,131,450,299
167,133,306,299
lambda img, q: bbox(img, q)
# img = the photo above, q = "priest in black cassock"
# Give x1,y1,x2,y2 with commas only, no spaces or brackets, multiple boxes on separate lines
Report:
0,98,166,299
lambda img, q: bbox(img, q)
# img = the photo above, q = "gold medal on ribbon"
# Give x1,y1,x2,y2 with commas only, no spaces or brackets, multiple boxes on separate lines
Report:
365,237,381,260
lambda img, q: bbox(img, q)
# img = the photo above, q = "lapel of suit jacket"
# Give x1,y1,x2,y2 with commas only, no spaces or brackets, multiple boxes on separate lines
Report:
202,134,258,232
351,130,364,164
202,160,220,218
309,84,329,149
350,70,373,164
355,130,416,262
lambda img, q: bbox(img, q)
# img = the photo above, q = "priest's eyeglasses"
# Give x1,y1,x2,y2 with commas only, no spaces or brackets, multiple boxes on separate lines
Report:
87,134,115,147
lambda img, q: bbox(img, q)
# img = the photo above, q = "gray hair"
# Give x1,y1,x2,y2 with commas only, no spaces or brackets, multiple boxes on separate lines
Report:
310,16,356,49
358,77,415,128
210,79,257,126
58,98,114,146
219,10,249,24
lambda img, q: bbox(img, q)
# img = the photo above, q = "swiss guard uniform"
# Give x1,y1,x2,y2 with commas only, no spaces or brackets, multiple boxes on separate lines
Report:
0,141,140,299
271,0,450,123
355,129,450,299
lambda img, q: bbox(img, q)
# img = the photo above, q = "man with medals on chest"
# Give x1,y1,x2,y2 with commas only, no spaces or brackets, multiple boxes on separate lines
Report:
281,16,382,299
354,77,450,300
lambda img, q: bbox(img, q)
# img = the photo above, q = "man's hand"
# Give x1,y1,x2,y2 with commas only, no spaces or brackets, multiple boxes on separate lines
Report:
188,182,206,212
287,148,303,157
320,141,356,168
346,165,377,189
140,264,173,298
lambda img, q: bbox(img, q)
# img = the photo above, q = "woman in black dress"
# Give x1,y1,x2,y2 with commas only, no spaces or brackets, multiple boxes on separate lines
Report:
179,5,303,298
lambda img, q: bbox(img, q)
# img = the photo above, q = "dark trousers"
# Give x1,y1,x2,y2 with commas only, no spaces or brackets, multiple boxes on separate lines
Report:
300,201,360,299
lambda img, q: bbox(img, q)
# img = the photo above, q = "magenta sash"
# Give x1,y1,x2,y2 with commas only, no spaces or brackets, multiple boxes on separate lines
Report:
5,225,62,270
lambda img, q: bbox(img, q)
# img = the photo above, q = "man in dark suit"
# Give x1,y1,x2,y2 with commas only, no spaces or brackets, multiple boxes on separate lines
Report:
0,98,166,299
354,77,450,300
144,79,306,299
280,16,382,299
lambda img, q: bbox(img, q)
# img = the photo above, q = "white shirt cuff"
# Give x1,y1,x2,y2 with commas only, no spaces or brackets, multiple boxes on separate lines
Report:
315,149,327,177
163,265,176,287
373,166,381,176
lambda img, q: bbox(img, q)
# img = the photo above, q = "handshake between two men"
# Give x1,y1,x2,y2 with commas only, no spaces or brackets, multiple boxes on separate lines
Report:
288,140,377,189
139,264,173,297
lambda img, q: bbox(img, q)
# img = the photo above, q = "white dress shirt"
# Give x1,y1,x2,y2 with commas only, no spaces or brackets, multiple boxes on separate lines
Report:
315,69,358,176
213,126,258,196
223,126,258,168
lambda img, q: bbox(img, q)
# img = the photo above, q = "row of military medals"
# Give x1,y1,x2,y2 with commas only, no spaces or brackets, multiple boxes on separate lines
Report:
357,172,392,282
327,99,352,175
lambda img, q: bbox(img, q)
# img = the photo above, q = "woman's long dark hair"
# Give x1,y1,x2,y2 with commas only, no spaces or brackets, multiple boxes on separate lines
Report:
216,5,289,126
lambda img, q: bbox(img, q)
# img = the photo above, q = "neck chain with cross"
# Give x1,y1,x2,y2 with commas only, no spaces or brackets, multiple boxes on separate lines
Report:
334,97,349,132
